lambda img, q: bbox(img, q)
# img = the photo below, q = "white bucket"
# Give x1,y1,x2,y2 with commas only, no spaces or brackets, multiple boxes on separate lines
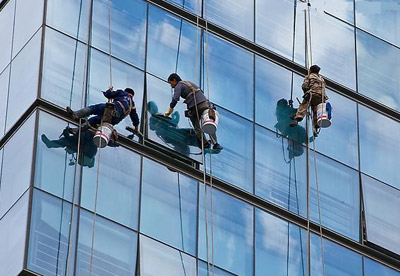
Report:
201,109,219,135
93,123,113,148
316,103,331,128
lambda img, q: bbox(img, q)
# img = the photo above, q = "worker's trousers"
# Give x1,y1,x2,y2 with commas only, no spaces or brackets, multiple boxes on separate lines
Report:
189,101,218,147
294,93,324,125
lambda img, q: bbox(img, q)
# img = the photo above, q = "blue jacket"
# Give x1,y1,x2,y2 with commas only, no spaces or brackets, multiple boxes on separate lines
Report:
104,89,139,126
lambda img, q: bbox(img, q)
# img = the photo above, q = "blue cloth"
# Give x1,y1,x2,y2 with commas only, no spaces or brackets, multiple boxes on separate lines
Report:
326,102,332,120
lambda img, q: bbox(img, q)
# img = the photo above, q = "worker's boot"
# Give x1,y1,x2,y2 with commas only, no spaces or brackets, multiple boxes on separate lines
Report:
66,106,92,120
213,143,223,150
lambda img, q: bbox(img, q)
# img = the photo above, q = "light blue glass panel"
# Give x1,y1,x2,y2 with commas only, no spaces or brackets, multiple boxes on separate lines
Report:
88,48,144,137
77,210,137,276
204,34,254,119
146,74,201,161
140,235,197,276
255,56,293,130
0,113,35,218
198,261,236,276
364,258,400,276
12,0,44,57
255,126,307,217
356,0,400,46
293,2,306,66
313,89,358,168
204,0,254,41
81,146,140,230
141,158,197,255
28,189,77,276
0,66,10,136
46,0,90,41
314,0,354,24
199,186,253,276
0,0,14,73
0,191,28,276
35,111,77,201
309,10,356,90
357,30,400,111
309,153,359,241
92,0,146,69
205,107,253,192
311,235,362,276
41,27,86,111
362,174,400,255
359,105,400,188
255,0,295,59
147,5,201,82
165,0,201,15
7,30,41,131
255,208,308,276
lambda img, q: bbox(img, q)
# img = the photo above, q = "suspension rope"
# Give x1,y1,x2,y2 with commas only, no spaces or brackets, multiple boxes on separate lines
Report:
177,174,188,276
107,0,113,86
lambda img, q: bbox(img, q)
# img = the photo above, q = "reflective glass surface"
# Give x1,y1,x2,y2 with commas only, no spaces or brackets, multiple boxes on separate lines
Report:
77,210,137,276
255,208,308,276
204,33,254,119
0,0,14,73
140,235,196,276
364,258,400,276
198,186,253,276
28,189,77,276
255,0,295,59
362,174,400,255
0,66,10,136
311,234,362,276
147,5,201,82
88,48,144,137
357,30,400,110
293,2,307,66
92,0,146,69
359,105,400,188
309,153,359,241
12,0,44,57
0,113,34,218
41,28,86,111
81,146,140,230
7,30,41,131
205,107,254,192
0,191,28,276
165,0,201,15
141,158,197,255
255,126,307,217
204,0,254,41
35,111,77,202
356,0,400,46
314,0,354,24
198,261,236,276
46,0,90,41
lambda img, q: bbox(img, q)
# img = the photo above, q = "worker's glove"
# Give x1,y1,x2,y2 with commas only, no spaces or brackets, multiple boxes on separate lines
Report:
164,107,174,117
108,85,114,91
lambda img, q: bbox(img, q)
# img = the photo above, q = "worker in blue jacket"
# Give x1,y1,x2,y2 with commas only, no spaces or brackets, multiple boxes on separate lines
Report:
66,86,140,134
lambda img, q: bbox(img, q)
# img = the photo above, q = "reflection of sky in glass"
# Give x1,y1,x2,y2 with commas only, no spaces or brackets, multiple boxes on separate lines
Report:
313,0,354,24
362,174,400,256
198,260,236,276
364,257,400,276
0,0,14,73
165,0,202,15
0,67,10,135
357,30,400,110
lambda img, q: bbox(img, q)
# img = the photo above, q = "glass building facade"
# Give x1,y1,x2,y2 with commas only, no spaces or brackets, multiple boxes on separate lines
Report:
0,0,400,275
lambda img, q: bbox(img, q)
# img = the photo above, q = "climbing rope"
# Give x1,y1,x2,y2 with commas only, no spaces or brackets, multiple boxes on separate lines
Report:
177,174,188,276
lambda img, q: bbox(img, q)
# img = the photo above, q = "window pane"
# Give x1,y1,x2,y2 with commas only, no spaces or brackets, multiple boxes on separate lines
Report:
314,0,354,24
205,107,254,192
12,0,44,57
199,186,253,276
147,5,201,82
0,191,28,276
28,189,77,276
204,0,254,41
7,30,41,131
41,28,86,111
204,34,254,119
198,260,236,276
255,208,308,276
35,111,77,201
165,0,201,15
141,158,197,255
310,153,360,241
311,234,362,276
364,258,400,276
255,126,307,216
140,235,196,276
46,0,90,41
92,0,146,69
357,30,400,111
0,113,35,217
81,146,140,230
362,174,400,256
255,0,295,59
359,105,400,188
0,0,14,72
0,66,10,136
356,0,400,47
77,210,137,276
